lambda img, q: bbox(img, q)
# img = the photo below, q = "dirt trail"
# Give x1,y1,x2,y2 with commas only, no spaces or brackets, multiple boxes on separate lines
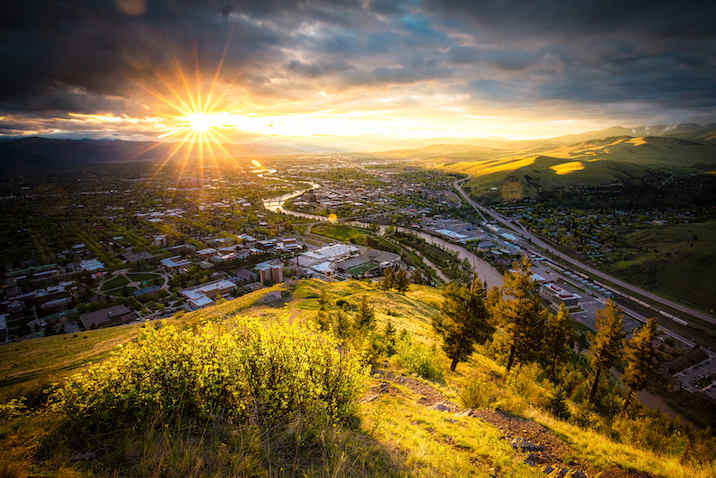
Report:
367,370,654,478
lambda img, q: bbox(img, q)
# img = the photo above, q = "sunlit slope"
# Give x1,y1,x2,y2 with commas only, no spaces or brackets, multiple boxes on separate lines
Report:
441,136,716,198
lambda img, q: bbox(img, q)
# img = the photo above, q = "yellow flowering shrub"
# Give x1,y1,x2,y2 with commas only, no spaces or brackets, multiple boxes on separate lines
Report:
50,318,367,434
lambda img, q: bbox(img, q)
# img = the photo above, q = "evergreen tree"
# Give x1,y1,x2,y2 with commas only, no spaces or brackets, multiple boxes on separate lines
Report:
395,268,410,294
335,308,350,339
433,276,494,372
354,295,376,331
384,318,397,355
496,256,546,373
318,289,328,310
410,269,425,285
620,318,658,415
588,299,626,404
546,386,571,420
544,304,574,381
381,268,395,291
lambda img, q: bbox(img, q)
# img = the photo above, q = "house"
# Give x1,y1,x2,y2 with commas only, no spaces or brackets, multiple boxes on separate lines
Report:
79,305,135,330
153,234,168,247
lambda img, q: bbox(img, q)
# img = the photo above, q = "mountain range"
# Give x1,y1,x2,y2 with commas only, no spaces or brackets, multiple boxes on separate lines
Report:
1,124,715,169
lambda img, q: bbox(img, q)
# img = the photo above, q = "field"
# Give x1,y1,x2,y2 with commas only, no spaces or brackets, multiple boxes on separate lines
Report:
310,223,369,242
349,262,378,276
100,275,129,290
605,221,716,313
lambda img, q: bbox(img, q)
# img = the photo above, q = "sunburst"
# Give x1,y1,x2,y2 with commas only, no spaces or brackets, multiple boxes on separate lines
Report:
130,36,252,184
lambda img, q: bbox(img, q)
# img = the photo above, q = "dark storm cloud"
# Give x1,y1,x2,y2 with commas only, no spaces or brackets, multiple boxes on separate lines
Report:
1,0,716,137
429,0,716,41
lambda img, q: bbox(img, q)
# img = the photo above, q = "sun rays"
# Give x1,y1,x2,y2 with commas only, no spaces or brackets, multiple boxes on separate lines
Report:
128,34,258,185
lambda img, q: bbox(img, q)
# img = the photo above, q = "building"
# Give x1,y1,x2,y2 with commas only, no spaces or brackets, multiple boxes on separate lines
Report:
298,244,359,267
160,256,192,273
79,305,135,330
235,269,258,283
540,283,581,309
80,259,105,273
197,248,218,259
153,234,168,247
255,262,283,284
180,280,236,310
0,314,7,341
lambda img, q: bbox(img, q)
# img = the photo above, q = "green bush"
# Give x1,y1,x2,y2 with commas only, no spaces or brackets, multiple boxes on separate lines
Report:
50,319,367,435
458,377,504,409
392,337,443,383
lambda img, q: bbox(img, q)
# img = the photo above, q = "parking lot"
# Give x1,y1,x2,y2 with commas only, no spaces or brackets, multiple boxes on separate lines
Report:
675,358,716,397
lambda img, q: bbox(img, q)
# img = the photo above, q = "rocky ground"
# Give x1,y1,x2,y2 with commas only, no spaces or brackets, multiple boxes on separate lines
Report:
366,370,655,478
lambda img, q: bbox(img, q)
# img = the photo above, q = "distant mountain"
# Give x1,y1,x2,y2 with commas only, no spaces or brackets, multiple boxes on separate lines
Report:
0,137,302,168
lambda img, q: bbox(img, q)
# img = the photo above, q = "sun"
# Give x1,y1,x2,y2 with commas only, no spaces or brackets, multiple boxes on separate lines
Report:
185,113,215,133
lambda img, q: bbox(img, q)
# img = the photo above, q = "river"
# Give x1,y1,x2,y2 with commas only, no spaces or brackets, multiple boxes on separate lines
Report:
263,181,694,425
262,183,504,290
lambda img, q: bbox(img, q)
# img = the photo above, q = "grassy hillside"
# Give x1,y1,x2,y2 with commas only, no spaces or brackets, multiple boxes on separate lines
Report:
1,279,714,477
604,221,716,312
441,136,716,199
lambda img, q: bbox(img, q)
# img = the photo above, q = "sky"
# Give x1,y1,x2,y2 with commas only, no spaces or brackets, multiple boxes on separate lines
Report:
1,0,715,149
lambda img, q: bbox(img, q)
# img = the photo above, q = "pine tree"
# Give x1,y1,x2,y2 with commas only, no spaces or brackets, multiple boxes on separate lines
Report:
354,295,376,331
381,268,395,291
335,308,350,339
544,304,574,381
318,289,328,310
433,276,494,372
496,256,546,373
384,318,397,355
395,268,410,294
620,318,658,415
546,386,571,420
588,299,625,404
316,310,331,331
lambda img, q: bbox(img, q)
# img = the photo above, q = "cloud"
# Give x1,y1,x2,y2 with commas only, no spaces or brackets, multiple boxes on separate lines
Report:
1,0,715,140
285,60,355,78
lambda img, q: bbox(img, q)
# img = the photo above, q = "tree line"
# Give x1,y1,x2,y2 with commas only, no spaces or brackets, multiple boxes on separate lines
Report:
433,256,659,415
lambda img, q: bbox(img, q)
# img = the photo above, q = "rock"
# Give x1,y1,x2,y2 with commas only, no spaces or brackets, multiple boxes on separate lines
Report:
397,376,409,384
542,464,555,474
431,402,449,412
458,408,479,417
547,467,569,478
565,471,589,478
359,394,380,403
524,452,537,466
511,437,545,452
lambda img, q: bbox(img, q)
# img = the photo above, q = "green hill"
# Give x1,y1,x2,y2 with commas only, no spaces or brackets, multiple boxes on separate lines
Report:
1,279,714,477
441,136,716,199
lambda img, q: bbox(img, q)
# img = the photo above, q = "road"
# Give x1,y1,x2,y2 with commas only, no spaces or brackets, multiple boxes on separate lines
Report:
453,175,716,327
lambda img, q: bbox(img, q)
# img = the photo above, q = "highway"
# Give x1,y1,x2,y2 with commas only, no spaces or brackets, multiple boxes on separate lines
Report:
453,175,716,327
